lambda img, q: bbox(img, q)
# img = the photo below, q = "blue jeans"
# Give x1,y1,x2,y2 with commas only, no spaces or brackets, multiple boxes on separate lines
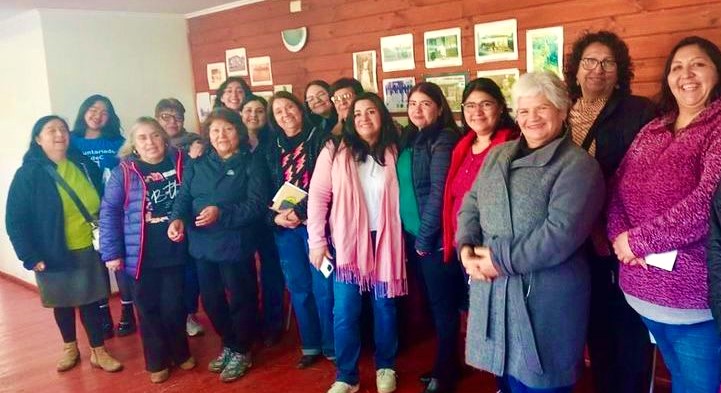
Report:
275,226,334,357
497,375,572,393
642,317,721,393
334,280,398,385
257,224,285,336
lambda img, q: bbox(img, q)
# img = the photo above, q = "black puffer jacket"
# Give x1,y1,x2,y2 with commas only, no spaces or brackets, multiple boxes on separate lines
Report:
400,123,459,252
707,183,721,332
170,147,270,262
6,146,102,271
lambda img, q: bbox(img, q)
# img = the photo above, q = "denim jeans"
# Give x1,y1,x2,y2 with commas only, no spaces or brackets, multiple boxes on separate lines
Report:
275,226,334,357
497,375,573,393
334,280,398,385
642,317,721,393
257,224,285,336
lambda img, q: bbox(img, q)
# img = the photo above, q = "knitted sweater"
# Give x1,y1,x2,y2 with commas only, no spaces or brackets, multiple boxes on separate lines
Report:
607,98,721,309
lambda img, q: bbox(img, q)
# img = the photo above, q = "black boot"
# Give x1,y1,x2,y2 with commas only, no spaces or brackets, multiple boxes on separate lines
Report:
116,303,136,336
100,303,115,339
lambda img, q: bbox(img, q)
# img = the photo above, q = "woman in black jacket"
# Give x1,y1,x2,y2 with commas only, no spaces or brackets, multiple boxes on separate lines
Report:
6,115,122,373
564,30,656,393
168,107,270,383
397,82,463,393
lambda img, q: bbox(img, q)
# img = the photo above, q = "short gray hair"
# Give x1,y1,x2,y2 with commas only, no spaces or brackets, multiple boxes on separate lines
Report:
512,72,571,114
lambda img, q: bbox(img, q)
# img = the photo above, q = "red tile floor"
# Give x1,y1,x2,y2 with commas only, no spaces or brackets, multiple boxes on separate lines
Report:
0,274,670,393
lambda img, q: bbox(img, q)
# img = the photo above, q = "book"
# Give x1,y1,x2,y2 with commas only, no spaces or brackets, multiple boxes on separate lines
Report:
271,181,308,212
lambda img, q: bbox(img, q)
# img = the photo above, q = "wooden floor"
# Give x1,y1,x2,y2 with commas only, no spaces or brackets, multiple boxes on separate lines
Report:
0,275,669,393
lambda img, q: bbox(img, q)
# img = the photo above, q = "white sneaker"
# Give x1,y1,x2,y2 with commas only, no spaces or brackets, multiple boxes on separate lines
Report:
327,381,359,393
376,368,397,393
186,314,204,337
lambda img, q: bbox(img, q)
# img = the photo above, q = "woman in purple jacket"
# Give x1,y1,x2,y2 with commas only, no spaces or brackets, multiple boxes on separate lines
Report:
99,117,193,384
608,36,721,393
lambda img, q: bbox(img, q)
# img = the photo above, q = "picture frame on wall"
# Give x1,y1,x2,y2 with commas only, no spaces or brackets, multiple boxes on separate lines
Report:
353,50,379,93
474,19,518,64
476,68,520,110
380,33,415,72
526,26,564,78
255,90,274,101
382,77,415,113
424,27,463,69
195,92,212,122
225,47,248,77
425,72,469,112
274,84,293,93
248,56,274,87
206,62,226,90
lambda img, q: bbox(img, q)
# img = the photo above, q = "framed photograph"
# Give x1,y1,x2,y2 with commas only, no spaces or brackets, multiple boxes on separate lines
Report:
195,92,212,123
248,56,274,87
424,27,463,68
477,68,520,110
380,33,415,72
225,47,248,77
353,50,379,93
424,72,469,112
273,84,293,93
474,19,518,63
254,90,274,101
206,62,226,90
526,26,564,78
382,77,415,113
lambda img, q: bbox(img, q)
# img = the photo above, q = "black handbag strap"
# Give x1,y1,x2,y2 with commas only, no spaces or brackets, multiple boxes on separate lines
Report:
45,166,96,226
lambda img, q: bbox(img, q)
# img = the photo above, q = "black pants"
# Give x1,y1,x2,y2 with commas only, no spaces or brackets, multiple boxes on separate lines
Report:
131,265,190,372
257,224,285,336
587,254,654,393
405,232,465,383
54,300,104,347
197,257,258,354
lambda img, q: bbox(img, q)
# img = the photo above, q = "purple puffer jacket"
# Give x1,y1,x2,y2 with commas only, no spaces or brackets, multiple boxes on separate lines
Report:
99,150,185,279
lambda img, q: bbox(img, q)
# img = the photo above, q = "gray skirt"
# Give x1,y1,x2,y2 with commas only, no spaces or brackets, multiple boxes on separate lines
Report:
35,247,109,308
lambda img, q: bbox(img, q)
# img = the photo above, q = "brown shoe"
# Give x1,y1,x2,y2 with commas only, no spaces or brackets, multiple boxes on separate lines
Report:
179,356,196,370
89,346,123,372
150,369,170,383
56,341,80,372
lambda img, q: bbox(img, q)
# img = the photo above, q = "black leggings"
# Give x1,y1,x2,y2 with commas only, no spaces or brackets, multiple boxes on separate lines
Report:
53,301,104,348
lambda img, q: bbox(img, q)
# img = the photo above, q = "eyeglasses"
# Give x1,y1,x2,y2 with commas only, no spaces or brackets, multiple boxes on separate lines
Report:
580,58,618,71
461,101,497,111
159,113,184,123
331,93,354,104
305,92,329,104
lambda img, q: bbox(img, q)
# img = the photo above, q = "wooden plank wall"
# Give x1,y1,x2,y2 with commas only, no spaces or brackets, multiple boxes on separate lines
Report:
188,0,721,103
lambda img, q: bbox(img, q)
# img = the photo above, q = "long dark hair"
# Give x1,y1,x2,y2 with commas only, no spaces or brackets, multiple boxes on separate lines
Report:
657,36,721,114
405,82,461,136
30,115,70,151
343,92,398,165
267,91,316,136
71,94,122,138
212,77,252,109
461,78,519,134
304,80,338,128
240,94,272,141
565,31,634,100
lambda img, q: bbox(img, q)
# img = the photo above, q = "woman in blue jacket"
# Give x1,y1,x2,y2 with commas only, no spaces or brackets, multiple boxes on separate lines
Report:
99,117,193,383
397,82,463,393
168,107,271,383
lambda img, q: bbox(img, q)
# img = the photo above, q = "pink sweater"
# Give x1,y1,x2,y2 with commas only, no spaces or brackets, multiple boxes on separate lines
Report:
607,98,721,309
307,142,407,298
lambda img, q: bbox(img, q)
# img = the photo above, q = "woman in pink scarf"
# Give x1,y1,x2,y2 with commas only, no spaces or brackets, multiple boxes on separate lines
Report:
308,92,406,393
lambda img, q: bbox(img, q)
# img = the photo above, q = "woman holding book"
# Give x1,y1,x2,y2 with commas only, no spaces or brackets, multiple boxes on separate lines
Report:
263,91,334,368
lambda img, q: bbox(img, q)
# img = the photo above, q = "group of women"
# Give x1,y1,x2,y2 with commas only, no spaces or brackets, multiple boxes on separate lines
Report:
6,31,721,393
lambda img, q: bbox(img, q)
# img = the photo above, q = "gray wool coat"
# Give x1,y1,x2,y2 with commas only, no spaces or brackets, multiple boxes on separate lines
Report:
456,135,605,389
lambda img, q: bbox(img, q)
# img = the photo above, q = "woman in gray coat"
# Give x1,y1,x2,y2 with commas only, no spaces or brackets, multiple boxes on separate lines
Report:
456,72,605,393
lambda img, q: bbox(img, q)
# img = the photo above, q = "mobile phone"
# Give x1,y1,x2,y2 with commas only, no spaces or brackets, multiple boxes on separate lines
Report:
320,257,334,278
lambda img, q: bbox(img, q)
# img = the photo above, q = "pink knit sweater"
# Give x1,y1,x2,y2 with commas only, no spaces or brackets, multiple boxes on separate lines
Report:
607,98,721,309
307,141,407,298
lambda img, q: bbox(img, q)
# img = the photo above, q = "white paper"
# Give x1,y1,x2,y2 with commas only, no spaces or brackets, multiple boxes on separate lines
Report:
645,250,677,271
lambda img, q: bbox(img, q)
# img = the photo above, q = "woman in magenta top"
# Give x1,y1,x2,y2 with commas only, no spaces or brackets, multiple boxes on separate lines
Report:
442,78,519,263
608,36,721,392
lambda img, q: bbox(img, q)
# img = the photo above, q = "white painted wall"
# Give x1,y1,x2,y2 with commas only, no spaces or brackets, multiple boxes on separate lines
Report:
0,9,197,284
0,10,52,284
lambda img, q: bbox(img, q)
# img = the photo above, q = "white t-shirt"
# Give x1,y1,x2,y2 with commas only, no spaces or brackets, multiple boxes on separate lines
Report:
357,156,385,231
